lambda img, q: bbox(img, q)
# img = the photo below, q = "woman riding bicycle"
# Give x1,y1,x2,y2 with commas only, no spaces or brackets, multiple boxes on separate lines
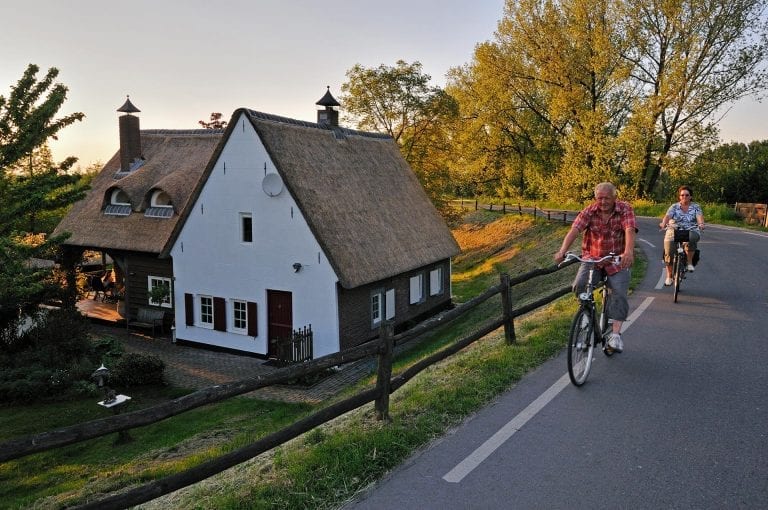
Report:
555,182,637,353
659,185,704,286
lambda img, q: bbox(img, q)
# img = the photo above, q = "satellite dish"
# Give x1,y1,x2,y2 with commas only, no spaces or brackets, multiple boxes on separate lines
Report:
262,173,284,197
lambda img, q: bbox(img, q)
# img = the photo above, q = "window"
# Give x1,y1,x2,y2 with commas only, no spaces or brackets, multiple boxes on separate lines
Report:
232,300,247,332
371,291,382,327
385,288,395,320
104,188,131,216
240,213,253,243
148,276,172,308
429,267,444,296
409,274,424,304
145,190,174,218
200,295,213,327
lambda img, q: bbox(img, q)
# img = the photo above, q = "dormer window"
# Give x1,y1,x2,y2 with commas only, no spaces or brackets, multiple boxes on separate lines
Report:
145,189,174,218
104,188,132,216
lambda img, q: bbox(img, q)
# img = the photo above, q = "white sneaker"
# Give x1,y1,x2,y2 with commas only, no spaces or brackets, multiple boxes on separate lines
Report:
664,277,673,286
608,333,624,353
687,264,695,272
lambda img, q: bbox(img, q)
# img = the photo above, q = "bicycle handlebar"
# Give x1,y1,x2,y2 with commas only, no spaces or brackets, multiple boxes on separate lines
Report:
559,252,620,267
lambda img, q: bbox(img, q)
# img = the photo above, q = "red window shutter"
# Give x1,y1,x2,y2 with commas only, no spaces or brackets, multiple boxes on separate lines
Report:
247,301,258,336
214,297,226,331
185,293,194,326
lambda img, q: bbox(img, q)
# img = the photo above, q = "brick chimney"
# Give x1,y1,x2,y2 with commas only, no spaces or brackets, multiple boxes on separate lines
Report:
116,96,142,172
315,86,340,127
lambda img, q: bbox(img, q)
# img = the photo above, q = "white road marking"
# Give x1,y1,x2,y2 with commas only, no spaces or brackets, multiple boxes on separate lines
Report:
443,296,655,484
639,237,656,248
655,268,667,289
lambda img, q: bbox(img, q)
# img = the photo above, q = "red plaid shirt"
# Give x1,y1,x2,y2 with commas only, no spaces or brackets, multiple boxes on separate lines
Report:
572,200,636,270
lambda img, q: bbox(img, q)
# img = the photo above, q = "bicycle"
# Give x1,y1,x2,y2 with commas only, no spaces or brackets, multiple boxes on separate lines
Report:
559,252,620,386
665,225,692,303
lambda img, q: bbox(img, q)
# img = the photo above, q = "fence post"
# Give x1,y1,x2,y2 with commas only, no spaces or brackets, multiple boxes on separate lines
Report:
474,199,478,210
499,273,516,344
375,321,394,421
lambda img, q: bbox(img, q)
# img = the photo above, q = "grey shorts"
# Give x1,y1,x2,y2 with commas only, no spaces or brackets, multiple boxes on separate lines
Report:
572,264,631,321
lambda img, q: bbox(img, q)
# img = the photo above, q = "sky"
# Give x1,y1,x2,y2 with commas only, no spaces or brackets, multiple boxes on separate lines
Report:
1,0,766,169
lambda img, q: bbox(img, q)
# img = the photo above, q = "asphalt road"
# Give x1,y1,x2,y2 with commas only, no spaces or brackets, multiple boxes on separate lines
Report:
344,216,768,509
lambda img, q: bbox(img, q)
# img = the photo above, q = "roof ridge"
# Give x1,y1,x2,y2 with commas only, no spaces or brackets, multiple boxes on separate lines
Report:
245,109,391,140
141,129,225,135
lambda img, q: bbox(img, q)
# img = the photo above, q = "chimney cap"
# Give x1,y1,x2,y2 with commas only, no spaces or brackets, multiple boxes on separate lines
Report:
117,95,141,114
315,86,340,108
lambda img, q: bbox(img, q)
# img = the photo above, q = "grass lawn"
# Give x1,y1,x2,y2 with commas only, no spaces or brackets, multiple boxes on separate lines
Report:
1,210,646,509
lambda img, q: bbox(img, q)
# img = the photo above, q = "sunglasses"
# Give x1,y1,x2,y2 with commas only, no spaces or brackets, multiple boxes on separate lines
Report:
679,193,690,197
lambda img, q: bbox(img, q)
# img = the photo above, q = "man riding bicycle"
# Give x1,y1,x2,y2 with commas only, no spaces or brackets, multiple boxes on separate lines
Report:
554,182,637,353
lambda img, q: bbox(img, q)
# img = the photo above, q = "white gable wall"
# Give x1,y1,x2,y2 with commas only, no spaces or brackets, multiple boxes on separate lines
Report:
170,113,341,357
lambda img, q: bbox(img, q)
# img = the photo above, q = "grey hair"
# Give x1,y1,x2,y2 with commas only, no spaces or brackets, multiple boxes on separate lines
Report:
594,182,617,198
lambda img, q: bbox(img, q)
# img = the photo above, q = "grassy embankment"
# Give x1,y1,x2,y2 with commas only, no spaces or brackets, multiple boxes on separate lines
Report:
0,210,646,509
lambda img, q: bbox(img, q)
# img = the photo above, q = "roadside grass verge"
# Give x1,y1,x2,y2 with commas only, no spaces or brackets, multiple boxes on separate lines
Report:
1,210,645,509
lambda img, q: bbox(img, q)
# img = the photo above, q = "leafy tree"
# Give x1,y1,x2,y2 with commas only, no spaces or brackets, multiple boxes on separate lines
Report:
445,0,768,201
341,60,461,220
0,64,87,346
198,112,227,129
622,0,768,197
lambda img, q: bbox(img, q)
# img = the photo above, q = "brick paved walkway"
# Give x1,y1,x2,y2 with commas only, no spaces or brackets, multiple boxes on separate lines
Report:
90,324,376,404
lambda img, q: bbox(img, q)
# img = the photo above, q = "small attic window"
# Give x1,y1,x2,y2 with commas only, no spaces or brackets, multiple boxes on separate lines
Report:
150,190,172,207
104,188,132,216
145,190,174,218
111,189,131,205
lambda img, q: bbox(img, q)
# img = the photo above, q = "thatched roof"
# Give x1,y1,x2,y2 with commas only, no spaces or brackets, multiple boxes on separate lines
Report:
170,109,459,289
58,109,459,289
54,129,224,254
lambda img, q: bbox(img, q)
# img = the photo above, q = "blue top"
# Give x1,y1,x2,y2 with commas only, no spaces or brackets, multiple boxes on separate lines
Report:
666,202,703,230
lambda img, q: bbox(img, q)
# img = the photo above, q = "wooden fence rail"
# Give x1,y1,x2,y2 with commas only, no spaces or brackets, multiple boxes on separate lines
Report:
450,198,573,223
2,258,578,510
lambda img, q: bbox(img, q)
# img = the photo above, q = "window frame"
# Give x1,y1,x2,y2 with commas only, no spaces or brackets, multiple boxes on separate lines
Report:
199,295,214,328
429,267,444,296
409,273,425,305
240,212,253,243
371,290,383,328
231,299,248,334
147,276,173,308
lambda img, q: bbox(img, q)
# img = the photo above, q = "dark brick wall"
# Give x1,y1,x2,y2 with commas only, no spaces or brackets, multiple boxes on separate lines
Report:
338,258,452,350
124,254,173,319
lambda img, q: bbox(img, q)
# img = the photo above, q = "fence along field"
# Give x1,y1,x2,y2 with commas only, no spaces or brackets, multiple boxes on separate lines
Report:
0,250,577,509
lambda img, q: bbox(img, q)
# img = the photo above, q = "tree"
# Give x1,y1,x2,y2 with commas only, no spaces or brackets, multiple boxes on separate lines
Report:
0,64,84,170
0,64,87,345
198,112,227,129
341,60,461,220
622,0,768,197
445,0,768,201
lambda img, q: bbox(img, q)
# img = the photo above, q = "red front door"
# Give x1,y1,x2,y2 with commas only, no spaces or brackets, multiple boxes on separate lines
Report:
267,290,292,357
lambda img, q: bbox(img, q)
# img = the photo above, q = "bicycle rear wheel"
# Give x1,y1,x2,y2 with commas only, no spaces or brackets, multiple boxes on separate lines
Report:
673,251,682,303
568,308,595,386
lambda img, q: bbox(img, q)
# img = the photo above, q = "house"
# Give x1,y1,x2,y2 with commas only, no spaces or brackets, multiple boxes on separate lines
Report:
56,91,459,358
54,97,224,325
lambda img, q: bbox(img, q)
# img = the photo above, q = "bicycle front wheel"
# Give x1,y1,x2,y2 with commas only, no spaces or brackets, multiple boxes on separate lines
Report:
673,252,682,303
568,308,595,386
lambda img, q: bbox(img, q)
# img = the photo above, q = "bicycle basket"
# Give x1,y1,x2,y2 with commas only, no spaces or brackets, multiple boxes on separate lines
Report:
673,229,690,243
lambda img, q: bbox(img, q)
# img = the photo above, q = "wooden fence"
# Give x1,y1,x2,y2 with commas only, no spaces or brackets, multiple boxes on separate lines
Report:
450,199,573,223
0,259,578,510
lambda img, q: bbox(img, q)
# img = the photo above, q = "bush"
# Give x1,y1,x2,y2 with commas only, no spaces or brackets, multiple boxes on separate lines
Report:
110,353,165,387
0,308,98,403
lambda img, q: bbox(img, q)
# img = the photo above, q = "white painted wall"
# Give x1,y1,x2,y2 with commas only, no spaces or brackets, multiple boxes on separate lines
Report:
170,113,341,357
